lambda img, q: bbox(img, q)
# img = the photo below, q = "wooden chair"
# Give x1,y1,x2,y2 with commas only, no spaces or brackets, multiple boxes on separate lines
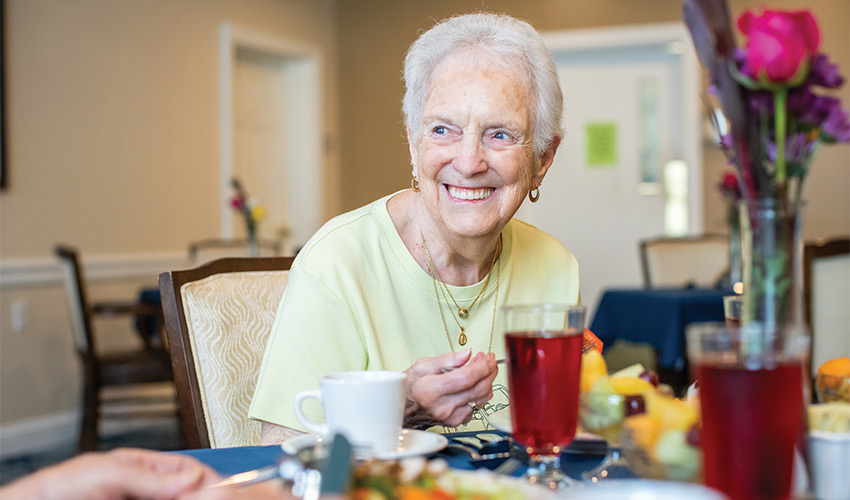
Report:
188,238,281,264
640,234,729,288
804,237,850,375
158,257,294,448
55,245,175,452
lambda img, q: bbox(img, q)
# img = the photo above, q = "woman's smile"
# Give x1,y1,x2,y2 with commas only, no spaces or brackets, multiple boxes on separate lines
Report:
445,185,495,202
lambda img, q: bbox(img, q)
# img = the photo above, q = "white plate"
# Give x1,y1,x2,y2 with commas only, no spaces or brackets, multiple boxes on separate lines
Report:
560,479,728,500
281,429,448,460
437,468,561,500
487,408,513,433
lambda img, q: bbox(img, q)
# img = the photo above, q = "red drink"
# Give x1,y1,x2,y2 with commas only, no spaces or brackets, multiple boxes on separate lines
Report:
698,361,803,500
506,330,582,456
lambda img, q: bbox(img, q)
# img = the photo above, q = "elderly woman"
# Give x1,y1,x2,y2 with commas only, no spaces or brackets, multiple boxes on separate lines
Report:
249,12,579,444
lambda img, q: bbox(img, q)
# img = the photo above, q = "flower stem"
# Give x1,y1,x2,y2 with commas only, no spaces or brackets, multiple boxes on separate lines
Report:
774,88,789,184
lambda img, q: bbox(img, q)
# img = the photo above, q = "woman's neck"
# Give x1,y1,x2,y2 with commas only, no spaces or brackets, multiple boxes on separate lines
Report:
388,190,502,286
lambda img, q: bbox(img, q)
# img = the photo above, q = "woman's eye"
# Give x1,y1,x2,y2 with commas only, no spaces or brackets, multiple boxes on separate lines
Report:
433,126,448,135
492,130,513,141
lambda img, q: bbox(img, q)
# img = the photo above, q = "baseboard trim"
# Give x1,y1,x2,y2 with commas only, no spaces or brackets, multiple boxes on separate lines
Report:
0,252,191,288
0,410,179,459
0,411,77,458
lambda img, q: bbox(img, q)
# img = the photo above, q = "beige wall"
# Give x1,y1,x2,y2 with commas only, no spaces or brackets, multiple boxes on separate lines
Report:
0,0,339,432
0,0,339,258
336,0,850,240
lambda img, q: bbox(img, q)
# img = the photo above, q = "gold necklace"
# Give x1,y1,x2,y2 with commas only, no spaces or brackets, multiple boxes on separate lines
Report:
421,233,501,349
425,251,500,351
420,233,499,319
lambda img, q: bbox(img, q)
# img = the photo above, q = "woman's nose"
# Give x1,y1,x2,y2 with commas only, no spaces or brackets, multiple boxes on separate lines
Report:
453,137,488,176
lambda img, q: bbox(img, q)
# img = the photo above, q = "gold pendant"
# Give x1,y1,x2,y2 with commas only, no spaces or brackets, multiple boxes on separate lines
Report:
458,328,467,346
458,308,468,318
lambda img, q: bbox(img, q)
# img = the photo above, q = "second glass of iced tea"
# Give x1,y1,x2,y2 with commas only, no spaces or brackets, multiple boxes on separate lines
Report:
504,304,585,490
686,322,809,500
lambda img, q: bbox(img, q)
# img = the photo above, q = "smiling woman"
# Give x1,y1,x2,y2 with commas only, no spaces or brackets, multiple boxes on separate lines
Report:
248,13,581,444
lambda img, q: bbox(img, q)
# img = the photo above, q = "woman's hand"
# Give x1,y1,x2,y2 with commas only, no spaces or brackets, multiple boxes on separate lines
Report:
403,349,498,429
1,448,218,500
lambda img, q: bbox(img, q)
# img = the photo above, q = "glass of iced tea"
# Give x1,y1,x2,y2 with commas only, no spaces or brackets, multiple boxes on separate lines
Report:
503,304,585,489
686,322,809,500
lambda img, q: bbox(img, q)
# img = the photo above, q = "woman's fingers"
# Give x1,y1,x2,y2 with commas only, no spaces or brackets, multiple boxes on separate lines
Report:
405,349,472,378
407,352,497,425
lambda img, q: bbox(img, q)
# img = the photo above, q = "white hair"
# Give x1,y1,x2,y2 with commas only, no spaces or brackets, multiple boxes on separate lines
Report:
402,13,563,157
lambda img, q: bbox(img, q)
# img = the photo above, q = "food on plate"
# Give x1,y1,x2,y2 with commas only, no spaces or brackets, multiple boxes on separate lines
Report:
351,458,526,500
808,402,850,433
815,356,850,403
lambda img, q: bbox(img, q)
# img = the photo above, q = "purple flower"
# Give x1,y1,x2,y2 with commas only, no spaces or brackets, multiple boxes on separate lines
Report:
787,86,816,113
799,95,842,126
821,105,850,143
765,133,815,164
749,90,774,114
809,54,845,88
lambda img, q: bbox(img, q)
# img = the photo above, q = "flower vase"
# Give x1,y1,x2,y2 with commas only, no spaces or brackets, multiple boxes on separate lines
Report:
247,234,260,257
739,198,805,329
728,222,743,289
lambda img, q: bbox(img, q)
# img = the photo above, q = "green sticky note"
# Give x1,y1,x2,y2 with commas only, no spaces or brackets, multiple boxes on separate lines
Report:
585,122,618,167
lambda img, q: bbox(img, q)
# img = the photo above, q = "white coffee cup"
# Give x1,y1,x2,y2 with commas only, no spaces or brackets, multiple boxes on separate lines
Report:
294,370,407,453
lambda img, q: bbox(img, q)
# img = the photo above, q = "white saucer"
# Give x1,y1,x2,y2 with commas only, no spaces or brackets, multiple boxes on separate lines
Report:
281,429,448,460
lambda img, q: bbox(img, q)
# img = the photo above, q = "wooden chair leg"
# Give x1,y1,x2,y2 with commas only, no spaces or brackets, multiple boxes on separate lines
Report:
78,378,100,453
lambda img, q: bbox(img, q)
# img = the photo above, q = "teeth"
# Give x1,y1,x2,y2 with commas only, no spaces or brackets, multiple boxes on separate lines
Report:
447,186,494,200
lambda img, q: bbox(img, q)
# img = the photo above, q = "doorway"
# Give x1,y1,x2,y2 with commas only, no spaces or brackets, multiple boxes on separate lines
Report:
516,23,702,315
219,24,322,254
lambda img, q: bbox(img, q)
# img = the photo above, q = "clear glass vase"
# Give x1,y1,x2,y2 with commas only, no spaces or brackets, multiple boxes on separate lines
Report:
739,198,805,329
247,233,260,257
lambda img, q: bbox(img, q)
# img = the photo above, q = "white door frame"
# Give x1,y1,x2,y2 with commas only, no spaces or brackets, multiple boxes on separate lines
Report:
218,23,323,240
543,22,703,234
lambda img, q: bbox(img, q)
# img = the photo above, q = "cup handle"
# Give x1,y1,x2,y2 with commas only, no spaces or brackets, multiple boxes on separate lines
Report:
293,389,327,435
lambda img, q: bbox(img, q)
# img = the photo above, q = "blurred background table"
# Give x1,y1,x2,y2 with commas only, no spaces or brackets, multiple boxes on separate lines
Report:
590,288,728,393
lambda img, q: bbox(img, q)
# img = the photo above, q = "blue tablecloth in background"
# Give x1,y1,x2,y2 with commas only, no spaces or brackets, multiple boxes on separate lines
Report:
590,288,728,370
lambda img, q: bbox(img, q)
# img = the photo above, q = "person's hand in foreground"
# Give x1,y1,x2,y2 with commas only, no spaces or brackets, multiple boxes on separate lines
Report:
1,447,219,500
404,349,498,429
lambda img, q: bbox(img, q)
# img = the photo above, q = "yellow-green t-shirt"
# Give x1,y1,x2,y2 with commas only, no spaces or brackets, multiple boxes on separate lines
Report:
248,192,580,432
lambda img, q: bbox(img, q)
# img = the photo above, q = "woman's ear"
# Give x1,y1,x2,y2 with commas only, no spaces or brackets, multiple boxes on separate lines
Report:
532,136,561,185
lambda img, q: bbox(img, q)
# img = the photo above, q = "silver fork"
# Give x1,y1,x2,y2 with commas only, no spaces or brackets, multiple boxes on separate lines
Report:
493,457,523,476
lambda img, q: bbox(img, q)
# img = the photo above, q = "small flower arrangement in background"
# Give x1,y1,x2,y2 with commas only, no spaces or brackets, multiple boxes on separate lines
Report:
230,178,266,241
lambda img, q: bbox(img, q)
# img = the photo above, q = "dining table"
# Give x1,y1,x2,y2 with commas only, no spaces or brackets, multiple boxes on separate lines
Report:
176,430,606,480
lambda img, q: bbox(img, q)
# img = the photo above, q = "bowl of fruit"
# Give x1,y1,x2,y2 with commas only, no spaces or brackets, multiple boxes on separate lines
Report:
620,391,702,483
578,350,702,483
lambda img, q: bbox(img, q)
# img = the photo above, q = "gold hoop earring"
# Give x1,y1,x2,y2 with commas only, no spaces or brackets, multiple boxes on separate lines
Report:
528,187,540,203
411,176,421,193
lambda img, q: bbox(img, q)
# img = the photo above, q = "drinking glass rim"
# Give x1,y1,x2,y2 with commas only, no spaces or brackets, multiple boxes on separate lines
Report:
686,321,810,363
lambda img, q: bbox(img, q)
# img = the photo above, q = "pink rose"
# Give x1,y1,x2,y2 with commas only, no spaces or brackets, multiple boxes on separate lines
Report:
737,9,820,85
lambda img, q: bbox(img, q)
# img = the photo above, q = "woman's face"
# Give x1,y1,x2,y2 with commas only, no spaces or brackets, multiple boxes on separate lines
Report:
410,51,556,241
